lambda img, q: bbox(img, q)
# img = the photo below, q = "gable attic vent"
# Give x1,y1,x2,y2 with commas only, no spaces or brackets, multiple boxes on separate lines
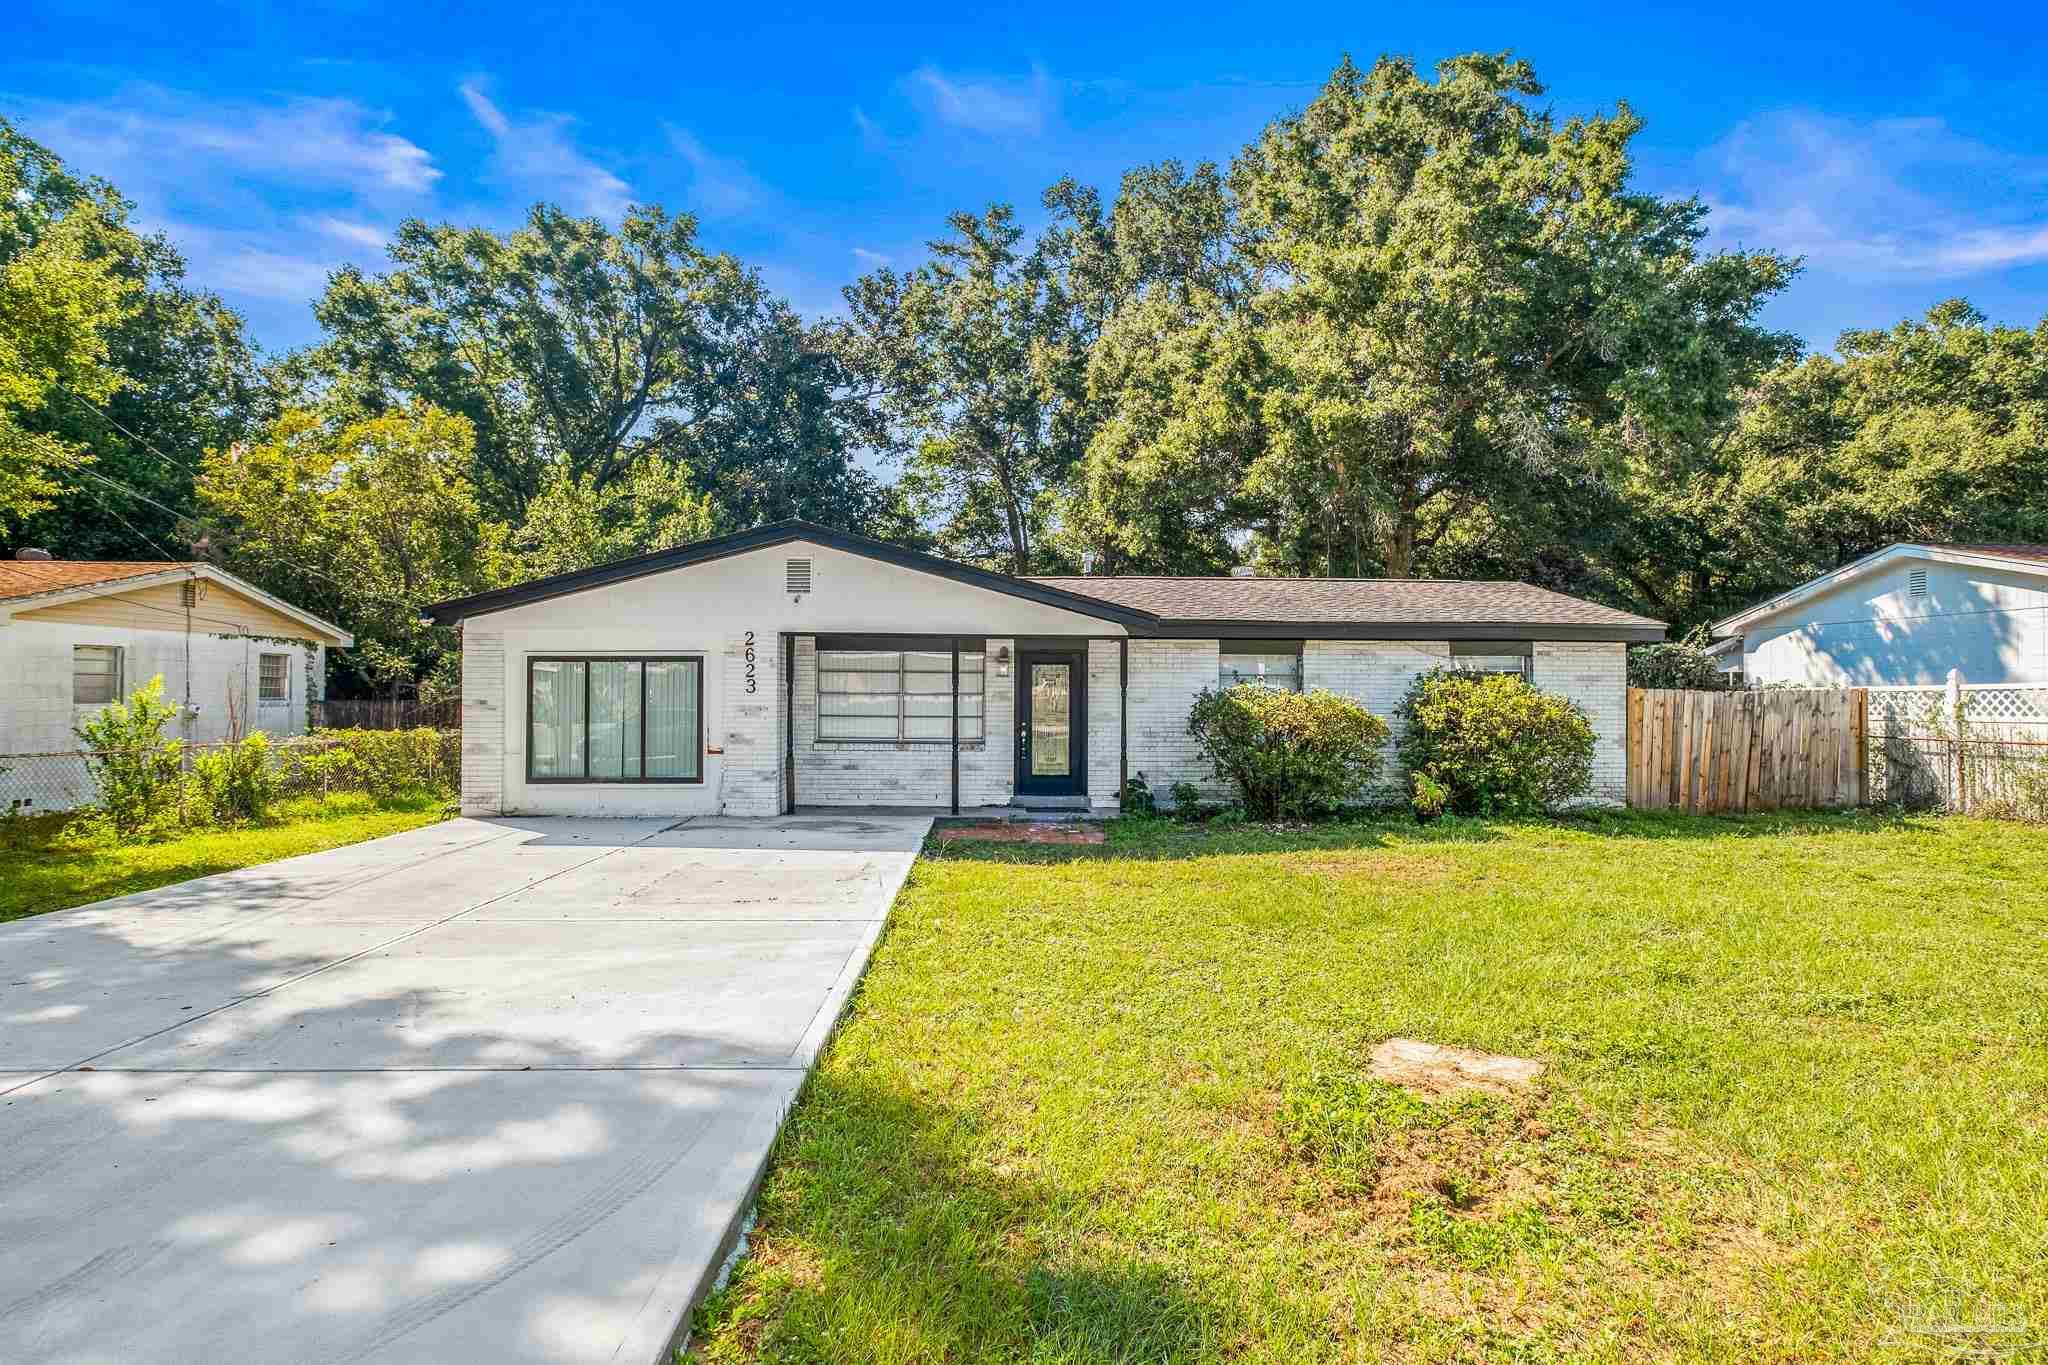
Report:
1908,567,1929,597
786,557,813,596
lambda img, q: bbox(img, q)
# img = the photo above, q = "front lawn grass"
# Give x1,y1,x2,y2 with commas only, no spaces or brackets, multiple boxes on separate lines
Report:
0,792,450,924
694,809,2048,1362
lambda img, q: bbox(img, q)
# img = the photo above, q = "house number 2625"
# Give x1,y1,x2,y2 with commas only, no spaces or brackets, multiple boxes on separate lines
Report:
743,631,757,694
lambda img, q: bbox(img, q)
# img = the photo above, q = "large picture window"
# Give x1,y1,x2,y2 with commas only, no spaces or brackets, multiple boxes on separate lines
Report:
817,648,984,742
528,656,702,783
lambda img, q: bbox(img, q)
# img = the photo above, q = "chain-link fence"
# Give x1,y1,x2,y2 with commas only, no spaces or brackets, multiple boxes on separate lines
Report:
1,730,460,818
1866,685,2048,817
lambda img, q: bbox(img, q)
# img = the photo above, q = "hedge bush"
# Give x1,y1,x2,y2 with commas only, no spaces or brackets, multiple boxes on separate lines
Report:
1396,670,1594,815
289,728,459,799
1186,685,1389,819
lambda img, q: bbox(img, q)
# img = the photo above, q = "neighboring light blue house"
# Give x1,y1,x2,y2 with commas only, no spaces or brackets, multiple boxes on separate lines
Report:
1714,544,2048,686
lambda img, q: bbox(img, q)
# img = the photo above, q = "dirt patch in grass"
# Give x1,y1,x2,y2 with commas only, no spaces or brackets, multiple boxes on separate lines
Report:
1288,851,1456,883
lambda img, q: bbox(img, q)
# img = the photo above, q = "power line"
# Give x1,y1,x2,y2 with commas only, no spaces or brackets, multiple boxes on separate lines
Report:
50,378,197,476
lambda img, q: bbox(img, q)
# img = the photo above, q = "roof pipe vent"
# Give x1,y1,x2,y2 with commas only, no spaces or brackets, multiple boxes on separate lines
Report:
13,548,53,561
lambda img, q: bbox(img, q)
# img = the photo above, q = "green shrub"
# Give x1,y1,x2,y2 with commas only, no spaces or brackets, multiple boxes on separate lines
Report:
1167,780,1205,817
1186,685,1390,820
1626,636,1725,690
1397,670,1595,816
1410,771,1449,823
73,675,186,838
297,728,459,799
1120,772,1156,816
190,733,278,824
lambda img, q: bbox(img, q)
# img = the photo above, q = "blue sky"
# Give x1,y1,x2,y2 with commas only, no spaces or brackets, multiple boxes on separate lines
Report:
6,0,2048,357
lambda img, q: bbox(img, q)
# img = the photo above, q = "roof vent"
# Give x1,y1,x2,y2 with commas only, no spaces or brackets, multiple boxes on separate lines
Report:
13,548,53,561
786,557,812,598
1908,567,1928,597
1229,565,1255,578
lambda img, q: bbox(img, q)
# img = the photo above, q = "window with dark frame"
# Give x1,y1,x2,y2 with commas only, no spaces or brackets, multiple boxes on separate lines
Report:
528,656,703,783
1450,641,1533,678
816,648,985,742
72,644,124,705
258,652,291,702
1219,641,1303,691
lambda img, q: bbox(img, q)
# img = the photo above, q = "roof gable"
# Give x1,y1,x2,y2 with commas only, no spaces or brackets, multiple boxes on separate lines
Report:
423,521,1159,628
0,562,352,645
1714,543,2048,636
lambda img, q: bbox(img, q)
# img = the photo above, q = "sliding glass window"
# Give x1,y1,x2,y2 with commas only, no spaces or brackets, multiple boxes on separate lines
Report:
528,657,702,783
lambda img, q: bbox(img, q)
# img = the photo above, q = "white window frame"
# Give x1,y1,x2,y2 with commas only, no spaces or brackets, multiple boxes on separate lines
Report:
72,644,125,706
816,646,985,743
1220,641,1304,691
258,651,292,703
1450,641,1533,678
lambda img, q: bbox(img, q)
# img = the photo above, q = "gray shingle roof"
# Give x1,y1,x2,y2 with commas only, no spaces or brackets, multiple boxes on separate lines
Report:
1025,575,1665,631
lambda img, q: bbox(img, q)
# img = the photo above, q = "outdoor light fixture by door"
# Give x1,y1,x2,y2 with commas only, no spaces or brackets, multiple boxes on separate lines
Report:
994,645,1011,677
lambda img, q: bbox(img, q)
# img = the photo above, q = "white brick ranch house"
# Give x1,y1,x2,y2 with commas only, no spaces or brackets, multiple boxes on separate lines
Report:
424,521,1664,817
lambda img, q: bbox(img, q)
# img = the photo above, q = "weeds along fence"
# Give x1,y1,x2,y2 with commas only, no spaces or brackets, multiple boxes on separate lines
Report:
311,698,461,731
0,730,461,817
1865,684,2048,816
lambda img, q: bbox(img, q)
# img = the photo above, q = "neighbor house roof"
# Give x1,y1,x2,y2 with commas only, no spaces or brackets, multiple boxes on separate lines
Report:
0,559,353,645
1713,542,2048,637
0,560,189,601
427,520,1666,642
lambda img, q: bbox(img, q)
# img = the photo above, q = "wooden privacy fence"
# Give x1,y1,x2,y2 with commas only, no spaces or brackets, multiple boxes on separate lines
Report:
1627,687,1867,813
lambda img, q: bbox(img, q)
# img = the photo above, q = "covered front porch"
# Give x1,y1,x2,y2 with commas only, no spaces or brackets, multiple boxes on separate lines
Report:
778,633,1128,816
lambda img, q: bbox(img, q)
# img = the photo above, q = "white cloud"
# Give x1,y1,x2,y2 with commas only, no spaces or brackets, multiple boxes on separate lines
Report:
304,215,390,250
459,79,631,219
20,88,438,196
664,127,766,219
851,246,890,267
1700,111,2048,279
903,63,1056,137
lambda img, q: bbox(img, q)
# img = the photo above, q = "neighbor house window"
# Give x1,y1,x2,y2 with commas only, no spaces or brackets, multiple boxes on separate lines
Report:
528,656,702,783
816,647,984,741
1451,641,1532,678
72,645,124,705
258,652,291,702
1220,642,1302,691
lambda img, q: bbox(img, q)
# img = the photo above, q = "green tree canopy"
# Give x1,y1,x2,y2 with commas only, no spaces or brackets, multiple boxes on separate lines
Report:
0,118,140,529
1074,53,1800,578
310,204,885,531
196,405,492,698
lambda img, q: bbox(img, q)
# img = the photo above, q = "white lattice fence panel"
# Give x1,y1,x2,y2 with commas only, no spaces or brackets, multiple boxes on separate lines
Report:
1867,685,2048,736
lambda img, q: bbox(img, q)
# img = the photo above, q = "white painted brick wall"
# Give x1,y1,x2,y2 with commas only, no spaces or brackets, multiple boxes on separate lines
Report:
460,630,505,815
718,630,782,816
1304,640,1451,799
1125,639,1225,803
1534,641,1627,803
790,637,1015,808
1086,639,1123,809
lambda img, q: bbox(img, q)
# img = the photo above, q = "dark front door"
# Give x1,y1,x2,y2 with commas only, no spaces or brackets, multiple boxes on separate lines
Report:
1014,649,1086,796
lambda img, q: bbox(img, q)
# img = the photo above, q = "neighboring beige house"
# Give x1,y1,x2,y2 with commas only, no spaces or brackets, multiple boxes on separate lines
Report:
0,555,353,765
425,520,1664,817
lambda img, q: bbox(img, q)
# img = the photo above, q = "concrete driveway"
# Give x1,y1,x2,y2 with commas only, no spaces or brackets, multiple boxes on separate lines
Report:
0,812,930,1364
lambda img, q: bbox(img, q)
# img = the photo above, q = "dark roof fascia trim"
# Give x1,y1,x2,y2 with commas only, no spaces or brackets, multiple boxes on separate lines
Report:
424,521,1159,628
1144,620,1667,643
